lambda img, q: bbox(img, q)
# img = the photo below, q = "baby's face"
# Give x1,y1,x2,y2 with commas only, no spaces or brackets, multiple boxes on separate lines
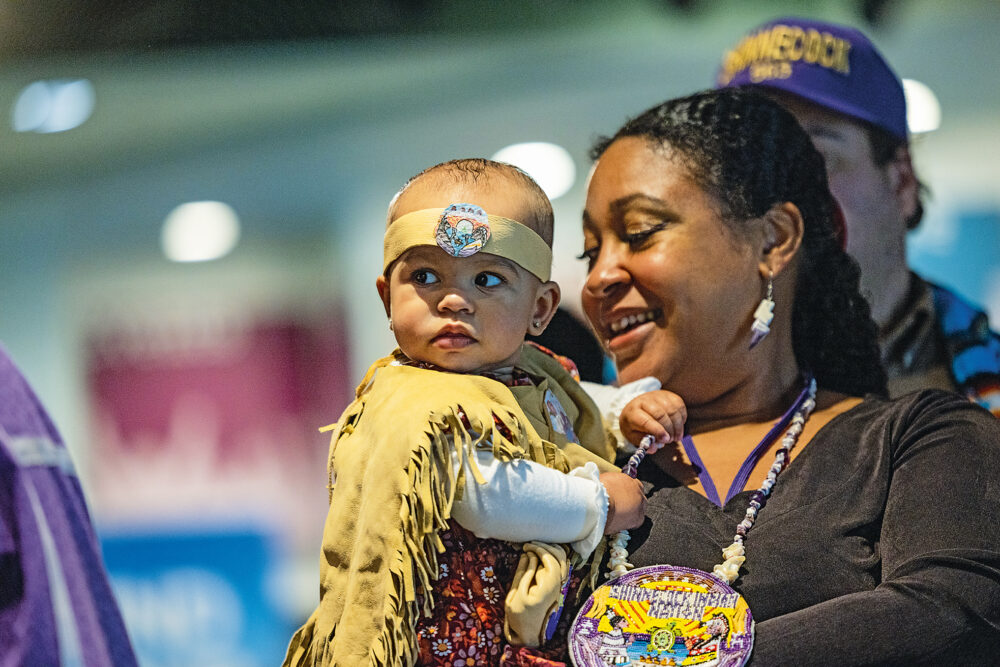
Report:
382,245,545,373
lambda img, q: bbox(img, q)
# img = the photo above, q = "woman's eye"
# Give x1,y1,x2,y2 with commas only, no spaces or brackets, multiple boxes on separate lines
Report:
475,272,503,287
413,269,439,285
576,246,599,270
625,221,670,248
625,230,655,247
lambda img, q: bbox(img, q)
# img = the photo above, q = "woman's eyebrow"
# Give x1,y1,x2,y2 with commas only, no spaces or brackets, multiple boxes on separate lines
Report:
583,194,674,233
610,193,671,215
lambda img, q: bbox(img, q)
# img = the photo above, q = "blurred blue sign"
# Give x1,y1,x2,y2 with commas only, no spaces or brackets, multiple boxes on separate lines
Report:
101,528,294,667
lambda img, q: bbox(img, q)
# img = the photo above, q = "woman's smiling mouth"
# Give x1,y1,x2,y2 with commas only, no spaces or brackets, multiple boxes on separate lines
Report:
605,308,662,339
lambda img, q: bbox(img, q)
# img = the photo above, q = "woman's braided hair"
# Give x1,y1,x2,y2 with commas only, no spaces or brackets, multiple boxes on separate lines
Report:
591,88,887,397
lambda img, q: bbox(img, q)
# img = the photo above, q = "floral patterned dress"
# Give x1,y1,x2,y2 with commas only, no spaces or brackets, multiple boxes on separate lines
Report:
415,521,583,667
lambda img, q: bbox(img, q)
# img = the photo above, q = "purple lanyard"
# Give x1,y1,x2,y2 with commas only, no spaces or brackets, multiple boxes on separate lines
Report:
680,381,813,508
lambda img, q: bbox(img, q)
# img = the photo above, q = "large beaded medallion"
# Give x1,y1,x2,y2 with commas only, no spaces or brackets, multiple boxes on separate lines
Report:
569,564,753,667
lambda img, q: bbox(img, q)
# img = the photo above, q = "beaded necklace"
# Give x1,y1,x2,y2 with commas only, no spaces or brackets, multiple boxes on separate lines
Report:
570,377,817,667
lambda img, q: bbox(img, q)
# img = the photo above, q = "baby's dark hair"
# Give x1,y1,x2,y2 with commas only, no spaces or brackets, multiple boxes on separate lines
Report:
591,88,887,397
387,158,554,247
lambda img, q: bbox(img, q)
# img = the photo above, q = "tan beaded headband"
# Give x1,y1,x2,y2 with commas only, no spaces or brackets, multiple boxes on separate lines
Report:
383,203,552,282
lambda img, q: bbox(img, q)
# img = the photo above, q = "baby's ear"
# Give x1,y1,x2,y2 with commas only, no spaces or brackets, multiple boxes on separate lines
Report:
529,280,561,336
376,274,392,318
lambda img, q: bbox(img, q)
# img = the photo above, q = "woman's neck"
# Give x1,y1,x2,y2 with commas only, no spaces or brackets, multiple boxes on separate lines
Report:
684,359,805,434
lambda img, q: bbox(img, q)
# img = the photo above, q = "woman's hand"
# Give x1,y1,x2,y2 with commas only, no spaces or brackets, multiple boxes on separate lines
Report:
619,389,687,451
599,471,646,534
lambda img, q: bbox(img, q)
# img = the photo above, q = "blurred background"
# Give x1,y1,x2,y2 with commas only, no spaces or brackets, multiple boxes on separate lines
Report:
1,0,998,664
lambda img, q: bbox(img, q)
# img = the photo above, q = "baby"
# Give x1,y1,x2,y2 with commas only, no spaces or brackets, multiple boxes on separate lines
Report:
285,159,684,667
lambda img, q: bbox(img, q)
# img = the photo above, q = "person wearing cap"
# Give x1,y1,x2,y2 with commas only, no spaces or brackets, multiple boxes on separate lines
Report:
718,17,1000,416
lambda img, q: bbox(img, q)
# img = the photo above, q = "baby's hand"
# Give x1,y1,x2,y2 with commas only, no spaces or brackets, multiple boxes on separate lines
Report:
619,390,687,453
599,471,646,534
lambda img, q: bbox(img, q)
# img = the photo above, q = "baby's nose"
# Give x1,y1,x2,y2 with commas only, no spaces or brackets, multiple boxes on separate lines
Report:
439,289,474,313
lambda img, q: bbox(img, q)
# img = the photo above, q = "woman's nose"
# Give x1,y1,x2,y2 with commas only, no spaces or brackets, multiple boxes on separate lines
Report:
583,246,630,301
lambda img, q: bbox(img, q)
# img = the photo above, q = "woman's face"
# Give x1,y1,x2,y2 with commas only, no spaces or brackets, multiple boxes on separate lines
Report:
581,137,761,403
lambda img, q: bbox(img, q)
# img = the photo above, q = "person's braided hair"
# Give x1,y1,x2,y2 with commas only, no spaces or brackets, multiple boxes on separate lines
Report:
591,88,886,397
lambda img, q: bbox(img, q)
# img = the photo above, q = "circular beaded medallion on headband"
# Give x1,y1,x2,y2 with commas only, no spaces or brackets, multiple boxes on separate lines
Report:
435,203,491,258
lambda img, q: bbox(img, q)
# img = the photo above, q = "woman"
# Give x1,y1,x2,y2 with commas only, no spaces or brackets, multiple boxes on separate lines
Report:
577,88,1000,664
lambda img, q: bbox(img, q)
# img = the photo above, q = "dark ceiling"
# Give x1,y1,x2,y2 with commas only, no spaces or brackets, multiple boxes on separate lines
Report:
2,0,899,60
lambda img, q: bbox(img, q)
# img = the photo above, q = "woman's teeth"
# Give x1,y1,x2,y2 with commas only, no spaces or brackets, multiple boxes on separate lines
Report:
609,309,660,334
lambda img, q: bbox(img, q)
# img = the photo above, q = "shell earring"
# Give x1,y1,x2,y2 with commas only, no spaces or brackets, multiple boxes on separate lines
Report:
388,319,394,332
749,272,774,349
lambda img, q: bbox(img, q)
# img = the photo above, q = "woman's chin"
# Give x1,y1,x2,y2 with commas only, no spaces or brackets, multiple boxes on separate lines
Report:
614,358,657,385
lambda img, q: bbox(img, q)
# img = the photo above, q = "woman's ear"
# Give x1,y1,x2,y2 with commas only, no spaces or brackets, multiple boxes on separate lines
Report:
759,202,804,279
529,281,561,336
375,274,392,318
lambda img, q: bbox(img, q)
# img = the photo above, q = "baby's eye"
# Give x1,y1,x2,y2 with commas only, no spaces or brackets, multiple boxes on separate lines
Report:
413,269,439,285
475,272,503,287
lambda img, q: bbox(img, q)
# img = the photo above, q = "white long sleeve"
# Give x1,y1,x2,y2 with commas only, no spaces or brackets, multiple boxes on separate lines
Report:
450,450,609,559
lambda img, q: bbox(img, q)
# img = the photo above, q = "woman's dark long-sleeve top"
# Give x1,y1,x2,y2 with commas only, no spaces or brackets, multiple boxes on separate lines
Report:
627,389,1000,666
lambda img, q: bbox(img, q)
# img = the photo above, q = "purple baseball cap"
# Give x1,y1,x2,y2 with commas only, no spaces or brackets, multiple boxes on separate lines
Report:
716,17,908,140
